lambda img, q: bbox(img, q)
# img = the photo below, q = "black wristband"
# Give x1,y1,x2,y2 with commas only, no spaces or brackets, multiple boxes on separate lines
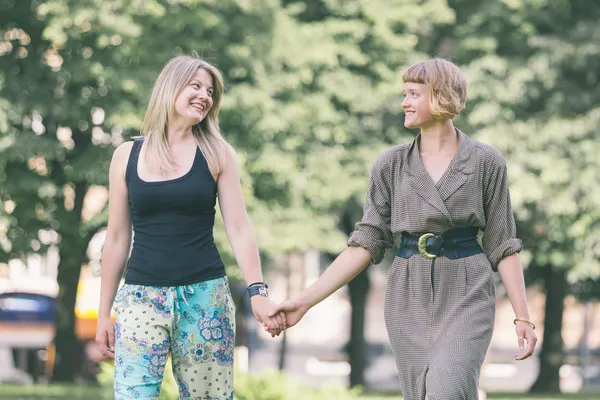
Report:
248,285,268,298
247,282,268,289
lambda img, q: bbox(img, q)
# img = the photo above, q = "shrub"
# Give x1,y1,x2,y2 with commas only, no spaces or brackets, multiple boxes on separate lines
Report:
98,361,362,400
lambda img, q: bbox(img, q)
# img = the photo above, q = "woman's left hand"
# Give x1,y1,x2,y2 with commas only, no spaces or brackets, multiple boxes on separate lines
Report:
514,321,537,360
250,296,286,337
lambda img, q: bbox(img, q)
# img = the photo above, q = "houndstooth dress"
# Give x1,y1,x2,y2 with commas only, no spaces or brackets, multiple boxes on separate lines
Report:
348,129,522,400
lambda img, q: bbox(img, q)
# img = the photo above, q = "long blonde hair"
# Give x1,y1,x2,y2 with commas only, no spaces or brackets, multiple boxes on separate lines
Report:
140,55,231,177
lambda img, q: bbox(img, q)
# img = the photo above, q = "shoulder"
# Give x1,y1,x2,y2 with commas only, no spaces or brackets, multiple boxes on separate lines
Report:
471,139,507,170
110,141,136,176
372,143,410,171
215,141,240,182
112,141,135,163
219,141,238,170
111,141,134,161
367,144,409,187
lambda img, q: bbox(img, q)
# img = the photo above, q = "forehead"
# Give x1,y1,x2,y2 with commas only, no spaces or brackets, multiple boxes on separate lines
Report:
403,82,426,92
191,68,213,87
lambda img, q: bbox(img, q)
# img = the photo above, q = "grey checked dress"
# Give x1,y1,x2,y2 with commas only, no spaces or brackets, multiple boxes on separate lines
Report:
347,129,522,400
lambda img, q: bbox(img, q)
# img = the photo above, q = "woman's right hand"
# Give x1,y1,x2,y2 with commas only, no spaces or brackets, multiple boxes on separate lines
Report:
267,299,310,331
95,316,116,359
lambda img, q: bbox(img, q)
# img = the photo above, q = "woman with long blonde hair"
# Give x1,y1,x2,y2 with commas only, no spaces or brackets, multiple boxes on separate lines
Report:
96,55,283,399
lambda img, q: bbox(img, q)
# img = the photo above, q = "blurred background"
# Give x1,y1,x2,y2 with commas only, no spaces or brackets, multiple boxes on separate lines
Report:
1,0,599,399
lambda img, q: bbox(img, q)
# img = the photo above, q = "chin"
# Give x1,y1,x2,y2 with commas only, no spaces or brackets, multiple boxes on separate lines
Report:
190,114,206,125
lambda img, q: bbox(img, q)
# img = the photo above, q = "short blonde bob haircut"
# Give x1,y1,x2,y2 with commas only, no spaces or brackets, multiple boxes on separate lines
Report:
402,58,467,120
141,54,231,177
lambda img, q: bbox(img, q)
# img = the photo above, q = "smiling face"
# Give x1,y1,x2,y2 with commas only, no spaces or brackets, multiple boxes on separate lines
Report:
401,82,435,129
401,59,468,126
173,68,214,126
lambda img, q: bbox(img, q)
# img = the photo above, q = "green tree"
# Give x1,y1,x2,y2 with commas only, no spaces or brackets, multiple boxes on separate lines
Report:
1,0,115,380
0,0,280,381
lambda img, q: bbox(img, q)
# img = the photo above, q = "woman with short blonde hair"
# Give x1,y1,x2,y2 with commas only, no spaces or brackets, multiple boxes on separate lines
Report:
272,58,537,400
96,54,284,399
402,58,468,119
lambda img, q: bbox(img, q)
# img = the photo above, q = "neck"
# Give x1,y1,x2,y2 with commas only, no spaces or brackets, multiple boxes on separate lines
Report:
167,119,195,145
419,120,457,153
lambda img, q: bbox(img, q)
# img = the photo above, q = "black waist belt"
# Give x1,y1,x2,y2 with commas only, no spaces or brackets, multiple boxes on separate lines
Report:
396,227,482,260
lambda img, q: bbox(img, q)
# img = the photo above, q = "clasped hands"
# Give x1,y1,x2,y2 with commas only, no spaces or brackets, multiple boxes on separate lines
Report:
251,296,308,337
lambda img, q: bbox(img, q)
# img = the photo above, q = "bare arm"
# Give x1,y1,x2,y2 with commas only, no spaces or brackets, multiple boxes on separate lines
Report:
497,253,538,360
298,246,371,309
268,246,371,327
497,253,529,319
98,142,133,319
270,152,393,326
217,147,263,287
217,147,282,333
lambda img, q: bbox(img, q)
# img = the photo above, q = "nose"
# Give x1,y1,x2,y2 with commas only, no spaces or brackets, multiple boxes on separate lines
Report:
401,95,410,109
196,88,209,100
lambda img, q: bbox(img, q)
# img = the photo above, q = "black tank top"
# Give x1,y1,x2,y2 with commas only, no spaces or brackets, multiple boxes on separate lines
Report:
124,138,225,286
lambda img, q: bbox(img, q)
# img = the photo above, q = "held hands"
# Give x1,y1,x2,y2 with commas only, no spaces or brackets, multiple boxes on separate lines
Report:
250,295,286,337
265,299,310,333
514,320,538,360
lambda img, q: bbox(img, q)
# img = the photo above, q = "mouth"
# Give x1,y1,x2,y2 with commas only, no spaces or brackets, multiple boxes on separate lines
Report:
405,110,416,116
191,103,205,112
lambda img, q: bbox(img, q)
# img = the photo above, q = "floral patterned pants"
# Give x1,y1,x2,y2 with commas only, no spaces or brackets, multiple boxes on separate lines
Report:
113,276,235,399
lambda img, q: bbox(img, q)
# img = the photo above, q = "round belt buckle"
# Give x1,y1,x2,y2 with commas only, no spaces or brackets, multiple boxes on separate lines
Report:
418,233,437,259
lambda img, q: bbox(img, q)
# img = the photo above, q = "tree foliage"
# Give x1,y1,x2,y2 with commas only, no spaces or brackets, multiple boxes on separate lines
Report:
1,0,598,390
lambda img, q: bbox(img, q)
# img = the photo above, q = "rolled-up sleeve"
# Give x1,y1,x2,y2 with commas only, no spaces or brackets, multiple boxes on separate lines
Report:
482,152,523,271
347,154,394,264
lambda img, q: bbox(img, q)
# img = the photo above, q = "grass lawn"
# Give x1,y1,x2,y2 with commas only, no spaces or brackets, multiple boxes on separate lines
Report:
1,385,599,400
0,385,600,400
360,392,600,400
0,384,111,400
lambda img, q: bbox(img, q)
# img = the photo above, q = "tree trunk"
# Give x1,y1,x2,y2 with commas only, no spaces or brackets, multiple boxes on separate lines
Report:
51,182,88,382
278,254,294,371
339,203,370,388
52,246,85,382
348,266,370,388
530,265,568,393
278,330,288,371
